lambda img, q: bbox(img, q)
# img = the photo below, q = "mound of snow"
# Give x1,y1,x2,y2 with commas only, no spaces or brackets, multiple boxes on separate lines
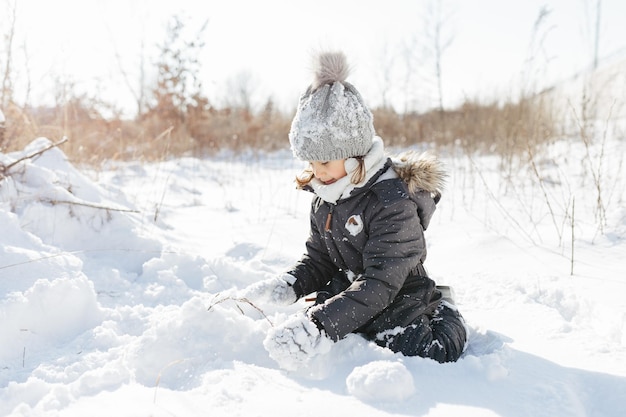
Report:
1,138,161,274
346,360,415,402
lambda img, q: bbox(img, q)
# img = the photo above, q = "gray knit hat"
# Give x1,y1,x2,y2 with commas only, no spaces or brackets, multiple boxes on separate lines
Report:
288,52,375,161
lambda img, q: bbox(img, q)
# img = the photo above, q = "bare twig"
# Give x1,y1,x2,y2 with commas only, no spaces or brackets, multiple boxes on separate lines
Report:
154,359,185,404
569,97,614,234
207,294,273,327
1,137,69,178
40,198,139,213
153,126,174,223
526,143,562,243
468,155,537,245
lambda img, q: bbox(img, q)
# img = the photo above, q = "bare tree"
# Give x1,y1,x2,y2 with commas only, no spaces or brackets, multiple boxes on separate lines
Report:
593,0,601,70
112,37,148,118
1,0,17,107
225,70,258,113
521,6,554,98
373,41,396,109
423,0,454,114
399,36,422,113
580,0,603,70
147,15,209,123
399,0,454,115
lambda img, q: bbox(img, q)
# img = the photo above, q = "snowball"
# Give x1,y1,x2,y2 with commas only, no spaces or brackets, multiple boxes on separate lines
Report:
346,360,415,402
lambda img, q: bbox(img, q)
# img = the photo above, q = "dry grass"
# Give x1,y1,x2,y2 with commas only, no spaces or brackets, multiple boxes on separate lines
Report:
1,102,293,164
1,93,558,167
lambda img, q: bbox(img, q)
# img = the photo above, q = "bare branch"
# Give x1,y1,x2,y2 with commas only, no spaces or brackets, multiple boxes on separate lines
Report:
1,137,68,174
207,294,274,327
1,0,17,106
1,137,69,182
39,198,140,213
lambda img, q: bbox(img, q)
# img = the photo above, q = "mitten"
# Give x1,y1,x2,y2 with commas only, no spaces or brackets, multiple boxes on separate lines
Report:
239,274,297,306
263,313,333,371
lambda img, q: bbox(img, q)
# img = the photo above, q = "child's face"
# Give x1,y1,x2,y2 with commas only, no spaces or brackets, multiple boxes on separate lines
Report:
310,159,347,185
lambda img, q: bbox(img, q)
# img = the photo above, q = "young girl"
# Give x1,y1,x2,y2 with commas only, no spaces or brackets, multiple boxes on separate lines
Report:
243,52,467,371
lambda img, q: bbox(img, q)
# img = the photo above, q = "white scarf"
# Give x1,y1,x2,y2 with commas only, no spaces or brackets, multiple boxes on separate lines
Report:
309,136,388,204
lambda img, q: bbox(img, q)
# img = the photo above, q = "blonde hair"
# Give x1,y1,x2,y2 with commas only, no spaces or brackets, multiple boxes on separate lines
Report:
295,157,366,189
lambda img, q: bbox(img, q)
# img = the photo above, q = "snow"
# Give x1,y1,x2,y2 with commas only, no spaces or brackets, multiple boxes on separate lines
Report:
346,360,416,401
1,134,626,416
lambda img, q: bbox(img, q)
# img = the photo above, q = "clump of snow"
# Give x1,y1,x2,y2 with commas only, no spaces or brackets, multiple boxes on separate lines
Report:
263,312,333,371
346,360,415,402
0,276,103,361
1,136,625,416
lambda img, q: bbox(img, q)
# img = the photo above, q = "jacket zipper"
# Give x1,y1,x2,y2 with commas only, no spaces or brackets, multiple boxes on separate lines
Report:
325,206,333,232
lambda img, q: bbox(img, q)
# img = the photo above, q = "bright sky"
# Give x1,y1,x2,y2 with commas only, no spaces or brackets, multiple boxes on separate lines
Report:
4,0,626,116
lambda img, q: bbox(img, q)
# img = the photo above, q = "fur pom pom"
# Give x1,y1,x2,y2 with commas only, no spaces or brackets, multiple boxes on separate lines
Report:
312,52,350,90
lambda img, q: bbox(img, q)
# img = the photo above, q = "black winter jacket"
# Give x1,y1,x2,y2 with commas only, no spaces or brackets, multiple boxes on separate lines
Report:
289,151,447,342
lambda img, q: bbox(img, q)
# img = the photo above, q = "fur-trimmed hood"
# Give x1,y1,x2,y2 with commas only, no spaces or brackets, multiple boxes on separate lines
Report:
391,150,447,198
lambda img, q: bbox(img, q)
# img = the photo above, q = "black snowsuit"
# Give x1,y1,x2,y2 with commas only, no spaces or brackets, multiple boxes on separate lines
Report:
289,154,467,363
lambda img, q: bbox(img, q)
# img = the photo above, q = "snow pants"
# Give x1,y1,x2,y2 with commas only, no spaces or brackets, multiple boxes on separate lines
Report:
315,270,468,363
372,300,467,363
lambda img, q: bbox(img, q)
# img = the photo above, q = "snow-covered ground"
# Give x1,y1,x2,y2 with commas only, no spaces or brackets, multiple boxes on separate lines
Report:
1,135,625,416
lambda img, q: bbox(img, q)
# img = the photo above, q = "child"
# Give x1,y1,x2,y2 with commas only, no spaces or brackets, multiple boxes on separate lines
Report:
243,51,467,371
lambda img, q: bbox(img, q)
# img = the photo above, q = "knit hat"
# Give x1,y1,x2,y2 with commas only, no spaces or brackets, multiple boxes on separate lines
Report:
289,52,375,161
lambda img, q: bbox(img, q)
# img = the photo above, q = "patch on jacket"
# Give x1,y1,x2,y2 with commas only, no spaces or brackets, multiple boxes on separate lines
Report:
345,214,364,236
